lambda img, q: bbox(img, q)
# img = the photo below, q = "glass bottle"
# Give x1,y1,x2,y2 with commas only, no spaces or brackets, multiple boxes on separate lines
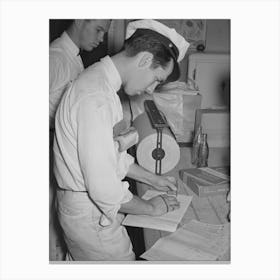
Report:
191,126,202,165
198,133,209,167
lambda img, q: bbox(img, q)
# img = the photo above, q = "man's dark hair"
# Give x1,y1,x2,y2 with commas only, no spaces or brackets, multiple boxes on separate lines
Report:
124,32,174,69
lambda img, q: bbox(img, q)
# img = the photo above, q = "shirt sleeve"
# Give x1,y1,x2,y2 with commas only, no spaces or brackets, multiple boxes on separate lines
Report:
115,150,135,180
49,53,70,126
76,96,133,224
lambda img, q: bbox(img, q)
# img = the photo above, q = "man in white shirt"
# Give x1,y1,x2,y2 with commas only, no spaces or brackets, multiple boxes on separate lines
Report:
53,19,189,261
49,19,111,128
49,19,111,261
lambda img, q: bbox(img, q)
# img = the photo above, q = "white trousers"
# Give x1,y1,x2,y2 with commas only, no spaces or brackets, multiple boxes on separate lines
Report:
56,189,135,261
49,130,65,261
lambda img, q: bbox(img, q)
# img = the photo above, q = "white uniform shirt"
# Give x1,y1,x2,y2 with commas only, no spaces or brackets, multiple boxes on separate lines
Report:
53,56,134,224
49,31,84,128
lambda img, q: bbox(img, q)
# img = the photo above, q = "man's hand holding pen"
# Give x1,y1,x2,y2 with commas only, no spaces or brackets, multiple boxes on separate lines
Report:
149,175,180,213
150,175,178,194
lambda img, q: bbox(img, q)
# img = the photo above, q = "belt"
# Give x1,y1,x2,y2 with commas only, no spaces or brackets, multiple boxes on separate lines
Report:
57,187,87,193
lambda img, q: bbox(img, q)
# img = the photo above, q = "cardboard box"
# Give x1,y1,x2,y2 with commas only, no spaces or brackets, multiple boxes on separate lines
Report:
179,167,230,197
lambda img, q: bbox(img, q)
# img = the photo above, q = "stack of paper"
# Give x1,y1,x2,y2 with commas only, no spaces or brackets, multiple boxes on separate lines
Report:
122,190,193,232
141,220,230,261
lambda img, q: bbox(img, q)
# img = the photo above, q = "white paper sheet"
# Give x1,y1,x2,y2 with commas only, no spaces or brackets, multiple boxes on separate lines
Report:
140,220,230,261
122,190,192,232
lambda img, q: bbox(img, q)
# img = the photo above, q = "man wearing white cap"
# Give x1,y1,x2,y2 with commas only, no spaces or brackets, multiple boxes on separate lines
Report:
53,19,189,261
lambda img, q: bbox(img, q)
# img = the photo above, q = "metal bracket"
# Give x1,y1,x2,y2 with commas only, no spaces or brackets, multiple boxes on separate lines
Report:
151,128,165,175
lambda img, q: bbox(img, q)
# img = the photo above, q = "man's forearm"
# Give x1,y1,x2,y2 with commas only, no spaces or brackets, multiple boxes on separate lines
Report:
119,193,179,217
126,163,157,186
126,163,177,192
119,195,153,215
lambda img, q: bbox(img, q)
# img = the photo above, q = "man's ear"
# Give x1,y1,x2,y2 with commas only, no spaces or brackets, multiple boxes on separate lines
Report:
138,52,153,69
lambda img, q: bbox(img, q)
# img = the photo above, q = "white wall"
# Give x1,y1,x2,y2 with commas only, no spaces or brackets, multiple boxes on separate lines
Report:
180,19,230,82
205,20,230,52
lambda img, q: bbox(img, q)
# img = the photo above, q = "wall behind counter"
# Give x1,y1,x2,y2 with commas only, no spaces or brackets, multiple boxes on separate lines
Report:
179,19,230,82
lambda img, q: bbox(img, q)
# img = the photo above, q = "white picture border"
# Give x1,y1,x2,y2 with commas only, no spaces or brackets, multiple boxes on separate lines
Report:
1,0,280,279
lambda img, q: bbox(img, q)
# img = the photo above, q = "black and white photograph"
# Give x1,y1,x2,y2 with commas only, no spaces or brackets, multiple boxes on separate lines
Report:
1,0,280,279
49,18,230,262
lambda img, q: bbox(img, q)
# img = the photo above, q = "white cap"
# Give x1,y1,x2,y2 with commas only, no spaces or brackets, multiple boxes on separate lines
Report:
125,19,190,82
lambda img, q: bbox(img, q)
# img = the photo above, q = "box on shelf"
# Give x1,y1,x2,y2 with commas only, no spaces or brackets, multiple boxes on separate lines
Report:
179,166,230,197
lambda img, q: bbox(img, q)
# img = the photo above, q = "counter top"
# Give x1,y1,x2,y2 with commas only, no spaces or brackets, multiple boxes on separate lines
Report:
136,146,230,260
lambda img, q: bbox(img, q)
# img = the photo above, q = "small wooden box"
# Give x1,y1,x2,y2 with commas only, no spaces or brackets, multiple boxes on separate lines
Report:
179,167,230,197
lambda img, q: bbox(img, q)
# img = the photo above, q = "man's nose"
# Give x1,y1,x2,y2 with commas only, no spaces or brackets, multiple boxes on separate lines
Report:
98,32,105,43
145,83,157,95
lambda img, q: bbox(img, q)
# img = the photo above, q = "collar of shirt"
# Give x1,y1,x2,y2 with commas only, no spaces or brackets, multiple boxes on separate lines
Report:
100,56,122,93
60,31,80,57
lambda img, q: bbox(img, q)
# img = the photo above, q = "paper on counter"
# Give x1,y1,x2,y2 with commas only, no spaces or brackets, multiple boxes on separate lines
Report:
122,190,192,232
141,220,230,261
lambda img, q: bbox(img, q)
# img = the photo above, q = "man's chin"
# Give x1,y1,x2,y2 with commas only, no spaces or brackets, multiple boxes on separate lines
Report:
122,85,142,96
128,91,141,96
84,46,95,52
